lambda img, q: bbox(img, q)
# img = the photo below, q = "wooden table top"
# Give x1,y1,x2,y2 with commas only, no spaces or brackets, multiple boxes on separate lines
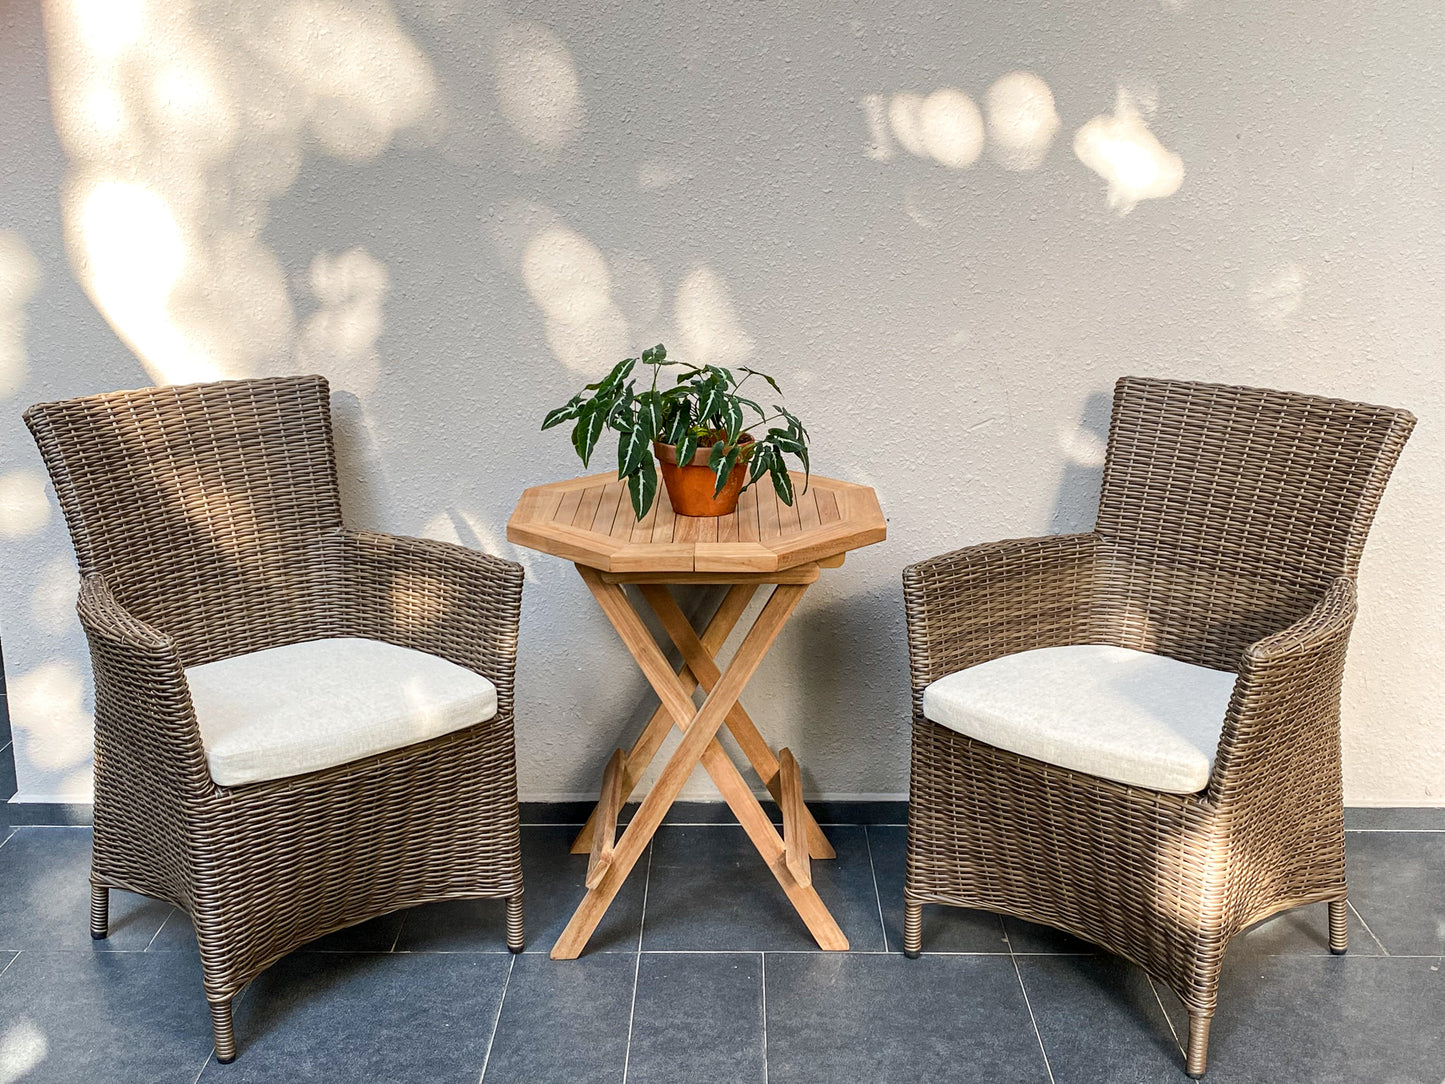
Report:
507,471,885,574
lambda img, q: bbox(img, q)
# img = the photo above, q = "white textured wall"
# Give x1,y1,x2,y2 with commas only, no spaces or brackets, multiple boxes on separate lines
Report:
1,0,1441,805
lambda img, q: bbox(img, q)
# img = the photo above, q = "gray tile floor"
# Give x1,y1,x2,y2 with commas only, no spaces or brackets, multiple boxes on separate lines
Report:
0,812,1442,1083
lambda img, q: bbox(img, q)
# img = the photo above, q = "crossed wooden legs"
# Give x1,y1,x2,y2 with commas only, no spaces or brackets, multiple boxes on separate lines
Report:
551,565,847,959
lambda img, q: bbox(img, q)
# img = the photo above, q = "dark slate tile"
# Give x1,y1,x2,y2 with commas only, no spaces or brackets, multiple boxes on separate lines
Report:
764,953,1050,1084
642,825,885,952
481,953,634,1084
867,825,1009,954
1345,830,1445,955
1157,954,1445,1082
0,827,171,950
627,953,765,1084
0,949,213,1083
1345,807,1445,831
1231,902,1384,957
396,824,646,954
1018,954,1184,1083
197,950,508,1082
1003,915,1098,955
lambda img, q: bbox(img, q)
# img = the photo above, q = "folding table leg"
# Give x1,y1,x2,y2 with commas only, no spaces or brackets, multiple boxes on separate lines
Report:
553,574,844,958
570,584,757,854
638,584,837,861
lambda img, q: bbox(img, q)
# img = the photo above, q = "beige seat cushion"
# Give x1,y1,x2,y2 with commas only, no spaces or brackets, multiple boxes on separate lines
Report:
185,637,498,787
922,644,1236,794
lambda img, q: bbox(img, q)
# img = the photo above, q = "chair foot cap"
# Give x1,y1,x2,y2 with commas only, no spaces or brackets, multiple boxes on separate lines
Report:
216,1054,236,1065
903,948,921,960
90,931,107,941
508,943,524,955
1330,946,1347,956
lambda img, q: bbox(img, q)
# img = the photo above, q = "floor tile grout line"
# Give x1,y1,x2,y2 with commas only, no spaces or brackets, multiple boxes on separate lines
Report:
620,843,654,1084
476,951,515,1084
189,1049,213,1084
1348,901,1390,956
389,910,409,953
760,951,769,1084
863,826,889,953
1008,943,1056,1084
1145,972,1185,1056
0,951,19,982
144,909,175,952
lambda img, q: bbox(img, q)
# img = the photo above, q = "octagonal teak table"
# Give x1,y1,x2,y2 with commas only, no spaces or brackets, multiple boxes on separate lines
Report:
507,471,886,958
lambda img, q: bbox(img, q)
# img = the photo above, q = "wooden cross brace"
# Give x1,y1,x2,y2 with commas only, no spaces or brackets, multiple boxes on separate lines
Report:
551,565,848,959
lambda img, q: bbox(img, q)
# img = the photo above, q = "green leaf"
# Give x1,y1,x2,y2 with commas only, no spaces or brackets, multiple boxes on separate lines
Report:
748,443,774,484
662,402,690,445
636,391,664,443
627,454,658,519
713,445,739,496
541,401,578,430
722,400,743,444
603,382,635,431
674,429,698,468
770,459,795,506
696,378,725,424
572,404,605,468
741,367,783,396
707,439,727,471
735,396,765,420
617,423,649,479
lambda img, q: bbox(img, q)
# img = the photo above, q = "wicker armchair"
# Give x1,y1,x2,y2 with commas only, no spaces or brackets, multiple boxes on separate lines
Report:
25,375,525,1062
902,377,1414,1078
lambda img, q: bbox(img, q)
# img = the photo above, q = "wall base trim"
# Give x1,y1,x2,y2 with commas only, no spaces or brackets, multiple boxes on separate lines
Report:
9,797,1445,831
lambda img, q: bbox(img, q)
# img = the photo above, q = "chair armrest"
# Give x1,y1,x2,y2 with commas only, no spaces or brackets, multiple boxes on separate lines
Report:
330,529,525,713
76,574,213,795
1208,577,1358,802
902,533,1102,695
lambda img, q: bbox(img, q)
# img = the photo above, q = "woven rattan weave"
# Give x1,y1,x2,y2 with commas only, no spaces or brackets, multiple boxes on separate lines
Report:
25,375,525,1062
901,376,1414,1078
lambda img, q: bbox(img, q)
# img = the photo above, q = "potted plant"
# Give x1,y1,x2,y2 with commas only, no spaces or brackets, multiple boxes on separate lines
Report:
542,344,810,519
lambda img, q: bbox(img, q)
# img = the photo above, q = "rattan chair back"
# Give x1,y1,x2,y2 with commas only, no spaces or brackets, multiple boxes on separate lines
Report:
1096,377,1415,668
25,376,342,665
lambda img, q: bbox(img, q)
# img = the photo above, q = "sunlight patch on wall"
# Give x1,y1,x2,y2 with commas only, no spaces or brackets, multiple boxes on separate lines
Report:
420,508,538,579
75,180,213,383
0,471,52,540
1073,88,1184,214
494,22,584,150
521,223,630,373
880,90,985,169
1057,424,1107,468
7,660,94,773
46,0,438,387
29,557,80,636
297,248,390,397
985,72,1060,172
1249,262,1307,321
0,231,42,401
918,89,986,168
261,1,438,160
675,266,756,369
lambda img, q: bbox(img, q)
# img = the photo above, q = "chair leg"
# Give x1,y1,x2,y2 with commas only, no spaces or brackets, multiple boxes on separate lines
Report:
903,900,922,958
89,885,109,940
210,998,236,1063
506,894,525,954
1328,899,1348,955
1185,1012,1212,1078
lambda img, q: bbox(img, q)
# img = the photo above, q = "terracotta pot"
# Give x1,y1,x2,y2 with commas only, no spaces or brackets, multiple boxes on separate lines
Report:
654,434,753,517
